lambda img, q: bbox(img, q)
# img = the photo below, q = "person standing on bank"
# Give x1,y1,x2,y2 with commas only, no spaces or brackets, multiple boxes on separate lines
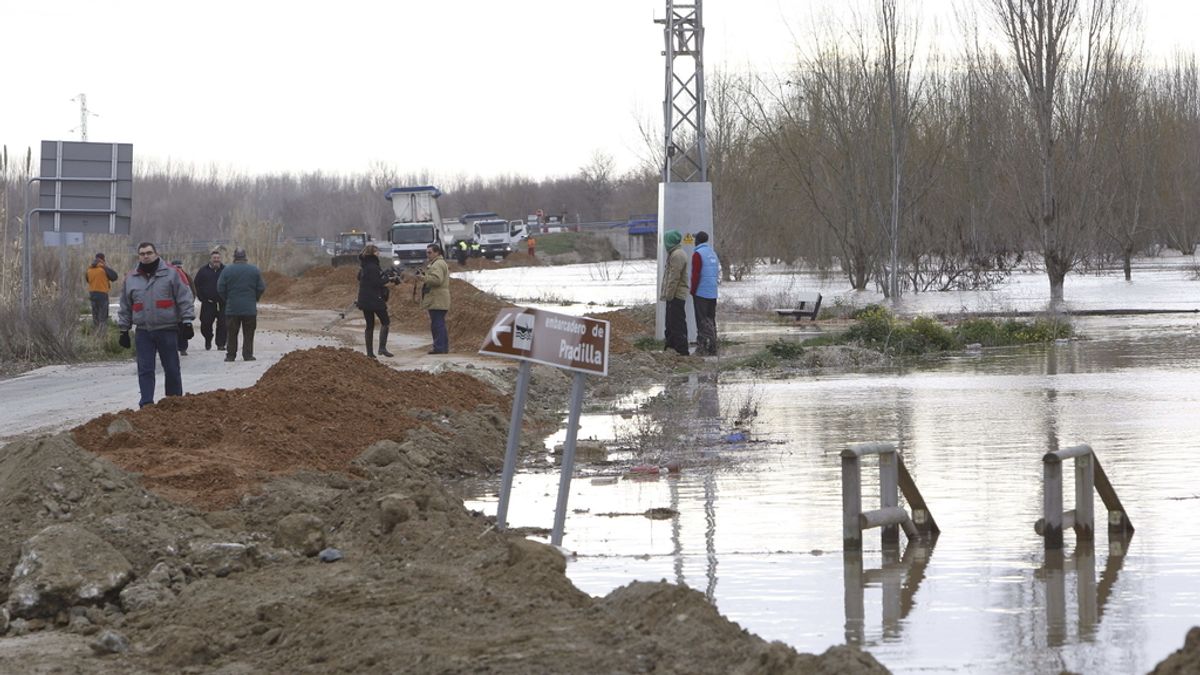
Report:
85,252,118,331
660,229,690,356
193,250,227,351
116,242,195,408
217,248,266,362
356,244,400,358
689,231,720,356
420,243,451,354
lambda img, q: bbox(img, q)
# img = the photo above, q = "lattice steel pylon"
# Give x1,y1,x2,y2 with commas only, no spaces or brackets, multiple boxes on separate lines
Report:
657,1,708,183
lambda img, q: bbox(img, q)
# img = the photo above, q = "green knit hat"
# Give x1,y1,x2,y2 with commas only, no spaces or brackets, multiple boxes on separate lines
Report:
664,230,682,248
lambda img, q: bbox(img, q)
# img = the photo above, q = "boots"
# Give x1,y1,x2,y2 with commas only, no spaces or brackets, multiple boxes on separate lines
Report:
378,326,394,358
365,329,375,359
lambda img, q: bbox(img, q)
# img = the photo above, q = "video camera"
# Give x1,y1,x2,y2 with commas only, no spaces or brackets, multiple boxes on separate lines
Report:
382,267,405,284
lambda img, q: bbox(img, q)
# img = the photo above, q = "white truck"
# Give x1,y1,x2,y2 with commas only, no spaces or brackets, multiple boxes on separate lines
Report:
472,218,515,258
384,186,444,268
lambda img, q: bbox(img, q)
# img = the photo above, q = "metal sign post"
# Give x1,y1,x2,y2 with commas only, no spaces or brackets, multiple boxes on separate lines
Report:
480,307,610,546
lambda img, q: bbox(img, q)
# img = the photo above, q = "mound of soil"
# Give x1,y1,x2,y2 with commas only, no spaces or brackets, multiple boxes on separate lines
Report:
1,428,891,674
1153,627,1200,674
71,347,512,509
262,264,651,355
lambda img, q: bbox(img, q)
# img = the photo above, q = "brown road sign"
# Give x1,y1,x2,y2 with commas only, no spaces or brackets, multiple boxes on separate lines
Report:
479,307,610,376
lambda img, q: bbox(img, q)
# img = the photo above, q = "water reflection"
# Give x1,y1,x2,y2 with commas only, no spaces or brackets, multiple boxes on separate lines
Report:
1040,536,1130,646
843,537,938,645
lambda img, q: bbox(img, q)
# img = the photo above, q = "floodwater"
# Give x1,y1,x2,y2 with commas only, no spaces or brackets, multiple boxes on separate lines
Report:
462,258,1200,674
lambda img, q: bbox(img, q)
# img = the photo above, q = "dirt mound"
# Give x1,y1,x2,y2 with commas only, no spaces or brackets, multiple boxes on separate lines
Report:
0,434,214,592
259,265,359,309
1153,627,1200,674
71,347,511,509
387,277,514,353
593,305,654,354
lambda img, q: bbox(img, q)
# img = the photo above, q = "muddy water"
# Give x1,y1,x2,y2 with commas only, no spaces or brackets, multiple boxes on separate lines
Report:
464,309,1200,674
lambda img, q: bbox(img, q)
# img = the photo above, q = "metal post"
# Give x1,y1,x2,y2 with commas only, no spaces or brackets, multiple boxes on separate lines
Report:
494,361,531,531
841,452,862,551
551,372,587,546
879,449,899,546
1043,454,1064,550
1074,452,1095,540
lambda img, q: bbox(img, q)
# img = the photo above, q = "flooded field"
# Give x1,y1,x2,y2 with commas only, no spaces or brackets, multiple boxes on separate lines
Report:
464,259,1200,673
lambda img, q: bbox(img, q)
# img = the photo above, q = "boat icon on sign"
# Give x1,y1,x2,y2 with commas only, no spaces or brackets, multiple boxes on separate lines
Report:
513,313,535,350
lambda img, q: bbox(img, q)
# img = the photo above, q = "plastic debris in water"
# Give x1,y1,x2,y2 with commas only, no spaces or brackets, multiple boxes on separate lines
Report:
318,548,344,563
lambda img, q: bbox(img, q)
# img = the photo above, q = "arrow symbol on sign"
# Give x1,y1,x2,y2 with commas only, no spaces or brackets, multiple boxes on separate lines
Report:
490,313,514,346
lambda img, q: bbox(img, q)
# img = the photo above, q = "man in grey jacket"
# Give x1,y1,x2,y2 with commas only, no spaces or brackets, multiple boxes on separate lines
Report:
117,242,196,407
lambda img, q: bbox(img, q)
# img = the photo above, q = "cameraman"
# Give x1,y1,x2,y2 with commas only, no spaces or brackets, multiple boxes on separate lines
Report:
357,244,401,358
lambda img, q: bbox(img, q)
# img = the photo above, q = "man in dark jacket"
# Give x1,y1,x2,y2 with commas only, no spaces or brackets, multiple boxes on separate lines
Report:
193,250,227,351
217,248,267,362
116,242,195,407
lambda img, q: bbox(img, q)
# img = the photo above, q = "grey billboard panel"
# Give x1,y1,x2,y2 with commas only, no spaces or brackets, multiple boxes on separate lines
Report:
37,140,133,234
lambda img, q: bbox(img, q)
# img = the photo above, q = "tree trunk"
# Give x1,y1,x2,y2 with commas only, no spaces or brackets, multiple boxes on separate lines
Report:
1045,252,1068,305
1123,249,1132,281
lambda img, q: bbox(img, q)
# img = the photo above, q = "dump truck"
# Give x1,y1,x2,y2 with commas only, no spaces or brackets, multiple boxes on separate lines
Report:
385,186,444,268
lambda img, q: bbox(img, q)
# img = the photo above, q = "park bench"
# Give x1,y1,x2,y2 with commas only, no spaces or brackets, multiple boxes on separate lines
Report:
774,292,823,321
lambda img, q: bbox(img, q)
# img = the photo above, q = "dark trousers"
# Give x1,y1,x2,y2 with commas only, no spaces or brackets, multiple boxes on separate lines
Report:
664,298,689,356
200,299,227,349
692,295,717,356
89,292,109,330
428,309,448,353
226,315,257,359
135,328,181,407
363,308,390,354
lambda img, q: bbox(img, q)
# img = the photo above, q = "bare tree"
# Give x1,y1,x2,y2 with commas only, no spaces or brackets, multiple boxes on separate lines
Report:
989,0,1123,303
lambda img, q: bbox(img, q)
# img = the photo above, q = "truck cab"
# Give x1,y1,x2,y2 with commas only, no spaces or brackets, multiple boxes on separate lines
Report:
385,186,443,267
473,218,513,258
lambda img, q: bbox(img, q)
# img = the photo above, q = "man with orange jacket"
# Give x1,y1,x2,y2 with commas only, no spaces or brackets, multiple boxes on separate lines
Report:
85,252,118,330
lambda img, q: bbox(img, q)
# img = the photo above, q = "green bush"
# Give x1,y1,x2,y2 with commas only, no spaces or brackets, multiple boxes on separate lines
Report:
765,339,804,359
830,306,1072,357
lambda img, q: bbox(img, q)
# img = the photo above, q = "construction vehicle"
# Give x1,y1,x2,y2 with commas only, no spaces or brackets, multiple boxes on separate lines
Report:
385,186,444,268
472,218,515,258
330,230,369,267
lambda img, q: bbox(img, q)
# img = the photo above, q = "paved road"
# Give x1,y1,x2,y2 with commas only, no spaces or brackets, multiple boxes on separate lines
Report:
0,324,336,444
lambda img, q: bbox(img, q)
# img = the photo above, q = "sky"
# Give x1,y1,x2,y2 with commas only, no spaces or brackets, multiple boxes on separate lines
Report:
2,0,1198,182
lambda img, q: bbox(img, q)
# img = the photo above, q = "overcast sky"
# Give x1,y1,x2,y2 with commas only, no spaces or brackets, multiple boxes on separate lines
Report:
2,1,1197,182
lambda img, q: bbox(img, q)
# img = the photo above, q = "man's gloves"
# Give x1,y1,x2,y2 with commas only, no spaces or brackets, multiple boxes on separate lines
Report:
179,323,194,340
118,331,131,349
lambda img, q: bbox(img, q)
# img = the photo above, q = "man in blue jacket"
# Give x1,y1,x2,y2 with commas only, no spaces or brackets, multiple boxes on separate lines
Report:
117,242,195,407
217,248,267,362
690,231,720,356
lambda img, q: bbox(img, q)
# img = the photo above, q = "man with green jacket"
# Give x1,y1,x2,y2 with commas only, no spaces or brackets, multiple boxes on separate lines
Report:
659,229,690,356
217,248,267,362
419,243,451,354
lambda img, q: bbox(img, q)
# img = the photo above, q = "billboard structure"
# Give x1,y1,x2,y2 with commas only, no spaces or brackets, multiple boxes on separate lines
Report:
22,140,133,308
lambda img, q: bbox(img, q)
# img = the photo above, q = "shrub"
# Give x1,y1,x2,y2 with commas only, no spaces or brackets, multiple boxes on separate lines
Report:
765,339,804,359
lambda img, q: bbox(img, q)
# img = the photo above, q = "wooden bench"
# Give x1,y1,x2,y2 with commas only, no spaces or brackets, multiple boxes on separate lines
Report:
774,292,823,321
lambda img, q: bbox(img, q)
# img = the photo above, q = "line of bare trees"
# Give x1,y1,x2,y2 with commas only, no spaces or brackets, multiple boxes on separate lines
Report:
707,0,1199,301
4,0,1198,310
